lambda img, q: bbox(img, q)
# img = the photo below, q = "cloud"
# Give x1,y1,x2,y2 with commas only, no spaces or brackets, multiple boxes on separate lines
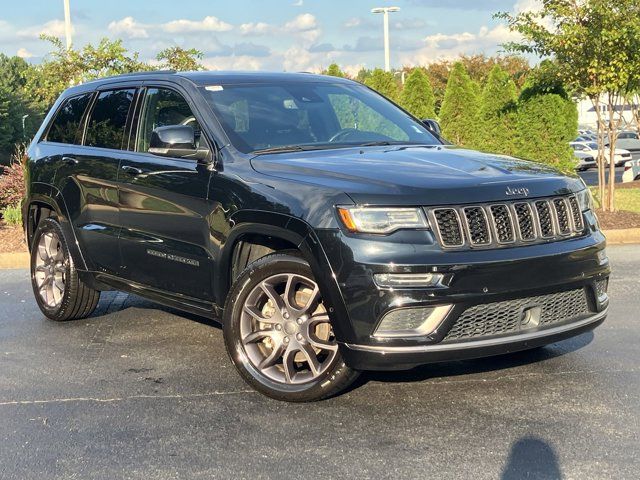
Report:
232,42,271,57
400,23,521,65
284,13,317,32
162,16,233,33
17,47,34,58
239,22,273,36
309,43,336,53
108,17,148,39
343,17,363,28
283,14,320,45
292,0,304,5
17,19,73,39
202,55,264,71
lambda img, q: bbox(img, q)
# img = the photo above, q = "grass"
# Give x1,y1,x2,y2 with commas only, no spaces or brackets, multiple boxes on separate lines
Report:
590,186,640,213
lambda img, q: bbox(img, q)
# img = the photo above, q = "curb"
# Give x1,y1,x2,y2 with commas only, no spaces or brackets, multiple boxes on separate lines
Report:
603,228,640,245
0,230,638,270
0,252,30,269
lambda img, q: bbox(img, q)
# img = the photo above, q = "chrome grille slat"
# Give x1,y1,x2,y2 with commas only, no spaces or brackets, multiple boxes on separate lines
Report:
427,194,585,250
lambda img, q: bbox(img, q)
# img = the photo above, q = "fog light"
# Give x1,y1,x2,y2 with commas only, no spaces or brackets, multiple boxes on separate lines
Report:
374,272,444,288
373,305,452,338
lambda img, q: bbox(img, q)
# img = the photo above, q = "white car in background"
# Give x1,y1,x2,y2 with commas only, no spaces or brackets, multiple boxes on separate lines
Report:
622,159,640,183
574,151,597,171
570,141,632,167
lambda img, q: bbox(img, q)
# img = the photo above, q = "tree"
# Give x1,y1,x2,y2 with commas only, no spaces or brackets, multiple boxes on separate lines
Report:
24,36,150,110
156,47,204,71
477,64,518,154
399,68,436,119
439,62,480,147
323,63,345,78
364,68,400,102
498,0,640,211
514,93,577,172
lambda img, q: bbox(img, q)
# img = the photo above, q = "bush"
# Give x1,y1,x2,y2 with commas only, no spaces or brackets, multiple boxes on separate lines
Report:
514,93,577,173
439,62,480,147
399,68,436,119
0,143,27,210
1,204,21,226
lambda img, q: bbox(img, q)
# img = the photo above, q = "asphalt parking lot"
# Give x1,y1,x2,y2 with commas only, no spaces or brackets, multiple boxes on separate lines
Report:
1,246,639,479
578,166,624,186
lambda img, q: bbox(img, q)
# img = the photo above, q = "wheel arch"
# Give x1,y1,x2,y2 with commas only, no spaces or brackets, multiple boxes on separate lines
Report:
217,210,354,341
25,184,88,271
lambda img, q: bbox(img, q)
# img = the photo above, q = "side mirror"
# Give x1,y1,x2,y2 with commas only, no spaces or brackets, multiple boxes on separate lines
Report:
148,125,210,161
422,119,441,135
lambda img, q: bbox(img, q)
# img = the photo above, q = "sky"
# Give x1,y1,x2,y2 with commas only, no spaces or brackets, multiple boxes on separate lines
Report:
0,0,539,74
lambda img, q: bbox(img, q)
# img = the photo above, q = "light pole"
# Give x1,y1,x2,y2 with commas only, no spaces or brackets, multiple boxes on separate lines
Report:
22,115,29,139
371,6,400,72
63,0,72,50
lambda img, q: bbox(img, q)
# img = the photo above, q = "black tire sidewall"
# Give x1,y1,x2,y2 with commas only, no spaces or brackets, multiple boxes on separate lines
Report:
30,218,75,321
223,253,356,402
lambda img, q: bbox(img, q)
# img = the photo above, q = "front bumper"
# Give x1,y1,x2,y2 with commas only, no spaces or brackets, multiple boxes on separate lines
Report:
315,213,609,371
340,308,607,370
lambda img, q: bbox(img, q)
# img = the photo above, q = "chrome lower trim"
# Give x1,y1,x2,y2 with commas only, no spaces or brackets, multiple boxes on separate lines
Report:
344,308,607,354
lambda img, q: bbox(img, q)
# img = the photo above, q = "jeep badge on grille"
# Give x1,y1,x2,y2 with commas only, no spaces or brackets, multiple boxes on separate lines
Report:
505,186,530,196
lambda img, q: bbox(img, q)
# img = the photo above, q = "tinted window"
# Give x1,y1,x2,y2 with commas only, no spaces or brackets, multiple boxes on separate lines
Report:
46,93,92,144
85,89,135,150
201,82,439,153
136,88,202,152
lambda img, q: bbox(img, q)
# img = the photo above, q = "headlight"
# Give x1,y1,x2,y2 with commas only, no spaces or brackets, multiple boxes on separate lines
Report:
576,188,594,212
337,206,429,234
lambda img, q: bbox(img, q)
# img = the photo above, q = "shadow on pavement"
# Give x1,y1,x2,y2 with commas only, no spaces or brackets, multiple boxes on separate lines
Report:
501,436,563,480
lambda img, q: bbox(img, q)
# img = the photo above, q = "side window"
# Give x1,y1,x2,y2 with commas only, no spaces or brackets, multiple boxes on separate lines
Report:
46,93,92,144
136,88,202,153
328,93,408,141
85,89,135,150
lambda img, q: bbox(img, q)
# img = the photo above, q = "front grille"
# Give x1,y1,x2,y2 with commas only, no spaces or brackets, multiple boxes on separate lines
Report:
463,207,491,245
433,208,464,247
594,278,609,299
443,288,591,342
427,194,585,250
535,200,554,237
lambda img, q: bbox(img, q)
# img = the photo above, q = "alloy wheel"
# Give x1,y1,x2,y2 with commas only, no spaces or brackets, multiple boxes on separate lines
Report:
239,273,338,385
34,232,67,308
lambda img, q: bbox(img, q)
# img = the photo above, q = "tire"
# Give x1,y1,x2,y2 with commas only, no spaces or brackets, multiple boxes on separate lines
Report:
30,217,100,321
223,252,359,402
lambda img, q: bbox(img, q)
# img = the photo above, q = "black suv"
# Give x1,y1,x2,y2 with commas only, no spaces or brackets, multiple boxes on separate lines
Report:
24,71,610,401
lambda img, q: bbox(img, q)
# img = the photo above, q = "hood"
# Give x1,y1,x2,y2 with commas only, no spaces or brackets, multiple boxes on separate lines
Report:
250,145,584,206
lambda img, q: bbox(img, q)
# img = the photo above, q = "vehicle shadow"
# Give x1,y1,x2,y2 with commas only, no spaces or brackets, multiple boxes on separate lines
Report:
501,436,563,480
359,331,594,386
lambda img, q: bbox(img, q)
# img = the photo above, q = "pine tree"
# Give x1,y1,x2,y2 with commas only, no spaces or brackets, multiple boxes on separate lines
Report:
364,68,400,102
399,68,436,119
439,62,480,147
514,93,577,172
478,64,518,154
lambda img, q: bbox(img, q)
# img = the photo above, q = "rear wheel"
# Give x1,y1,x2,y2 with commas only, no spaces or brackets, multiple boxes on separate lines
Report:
30,217,100,321
223,253,359,402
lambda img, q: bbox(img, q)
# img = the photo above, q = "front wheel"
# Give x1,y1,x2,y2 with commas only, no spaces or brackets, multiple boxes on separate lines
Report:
223,253,359,402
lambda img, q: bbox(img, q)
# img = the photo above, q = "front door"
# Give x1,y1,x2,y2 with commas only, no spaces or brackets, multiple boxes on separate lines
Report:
117,86,214,300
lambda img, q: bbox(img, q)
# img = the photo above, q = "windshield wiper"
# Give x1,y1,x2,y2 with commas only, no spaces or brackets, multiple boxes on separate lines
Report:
359,141,393,147
251,145,308,155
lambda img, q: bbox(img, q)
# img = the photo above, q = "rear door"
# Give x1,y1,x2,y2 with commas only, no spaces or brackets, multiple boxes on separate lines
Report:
46,88,139,275
117,85,214,300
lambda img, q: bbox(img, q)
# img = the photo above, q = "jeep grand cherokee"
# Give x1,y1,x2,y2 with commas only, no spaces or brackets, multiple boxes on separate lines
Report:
23,71,610,402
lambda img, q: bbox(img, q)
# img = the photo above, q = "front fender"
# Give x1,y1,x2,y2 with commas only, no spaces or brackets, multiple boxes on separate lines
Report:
218,210,356,342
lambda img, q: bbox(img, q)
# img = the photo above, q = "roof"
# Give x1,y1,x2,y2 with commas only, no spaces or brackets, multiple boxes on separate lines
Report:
178,70,354,85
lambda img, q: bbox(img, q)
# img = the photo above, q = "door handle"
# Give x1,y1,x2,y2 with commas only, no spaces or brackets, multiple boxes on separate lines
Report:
121,165,143,176
62,156,78,165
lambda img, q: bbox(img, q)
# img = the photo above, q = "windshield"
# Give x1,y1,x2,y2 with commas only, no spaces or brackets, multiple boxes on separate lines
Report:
200,81,440,154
